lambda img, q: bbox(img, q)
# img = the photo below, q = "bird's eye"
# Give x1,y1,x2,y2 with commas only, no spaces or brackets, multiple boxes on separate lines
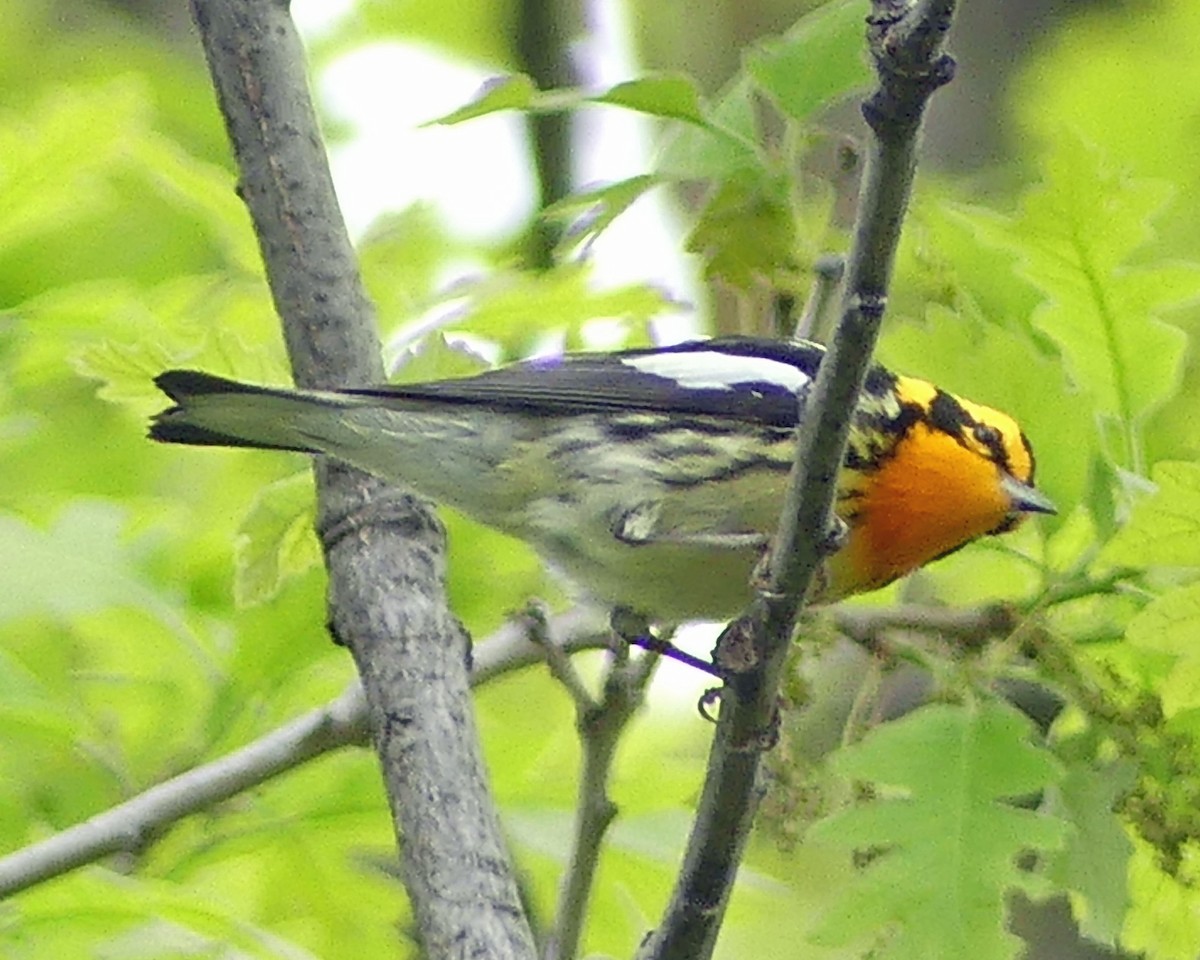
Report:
973,423,1001,448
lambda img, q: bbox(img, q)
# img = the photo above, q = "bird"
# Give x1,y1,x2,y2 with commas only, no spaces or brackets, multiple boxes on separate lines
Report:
150,336,1054,622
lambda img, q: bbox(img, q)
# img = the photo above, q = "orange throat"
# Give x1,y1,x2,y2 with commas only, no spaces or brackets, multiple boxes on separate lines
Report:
831,423,1017,597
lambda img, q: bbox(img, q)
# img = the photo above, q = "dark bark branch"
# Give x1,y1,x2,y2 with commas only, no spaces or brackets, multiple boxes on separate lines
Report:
186,2,536,955
637,3,959,957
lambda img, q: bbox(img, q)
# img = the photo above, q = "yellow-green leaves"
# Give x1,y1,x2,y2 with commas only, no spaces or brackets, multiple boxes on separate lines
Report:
427,0,872,296
808,702,1066,960
1102,462,1200,568
408,262,670,352
685,171,799,289
428,72,712,128
234,472,322,609
0,503,189,636
746,0,871,125
953,139,1198,471
1045,762,1135,945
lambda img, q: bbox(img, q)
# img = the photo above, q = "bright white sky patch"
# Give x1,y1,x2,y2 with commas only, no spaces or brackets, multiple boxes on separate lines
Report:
623,351,811,392
291,0,353,35
319,43,535,241
296,1,702,344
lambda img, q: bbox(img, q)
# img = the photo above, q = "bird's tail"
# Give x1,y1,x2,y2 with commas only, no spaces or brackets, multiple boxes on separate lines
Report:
151,369,523,529
150,370,343,454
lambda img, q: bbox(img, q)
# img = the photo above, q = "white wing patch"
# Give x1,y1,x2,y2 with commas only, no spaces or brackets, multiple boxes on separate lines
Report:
622,351,810,393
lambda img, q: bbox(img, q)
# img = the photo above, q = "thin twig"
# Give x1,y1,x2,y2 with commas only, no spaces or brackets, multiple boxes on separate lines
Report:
1025,567,1141,610
792,255,846,343
543,650,659,960
0,685,368,900
637,2,959,957
0,607,610,901
832,602,1018,646
528,604,601,713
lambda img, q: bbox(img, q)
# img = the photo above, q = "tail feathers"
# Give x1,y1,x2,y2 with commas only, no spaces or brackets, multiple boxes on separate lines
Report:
154,369,272,402
149,370,321,454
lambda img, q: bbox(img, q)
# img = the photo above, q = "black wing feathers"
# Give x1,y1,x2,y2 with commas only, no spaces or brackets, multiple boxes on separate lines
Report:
346,337,825,427
150,338,856,434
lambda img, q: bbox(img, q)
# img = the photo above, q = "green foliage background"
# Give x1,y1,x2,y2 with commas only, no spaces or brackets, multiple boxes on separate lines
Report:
3,0,1200,958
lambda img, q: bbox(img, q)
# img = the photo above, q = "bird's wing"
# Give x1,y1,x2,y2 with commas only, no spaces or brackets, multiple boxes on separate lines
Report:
345,337,829,427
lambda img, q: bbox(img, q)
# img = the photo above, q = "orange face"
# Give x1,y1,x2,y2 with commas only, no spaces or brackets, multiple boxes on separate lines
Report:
826,377,1037,598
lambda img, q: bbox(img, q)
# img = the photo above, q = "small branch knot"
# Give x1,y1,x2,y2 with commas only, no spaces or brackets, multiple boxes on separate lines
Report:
316,487,445,556
853,291,888,323
862,0,958,139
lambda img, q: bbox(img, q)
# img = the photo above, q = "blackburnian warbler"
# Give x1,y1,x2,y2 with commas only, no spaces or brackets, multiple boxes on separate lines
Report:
150,337,1054,621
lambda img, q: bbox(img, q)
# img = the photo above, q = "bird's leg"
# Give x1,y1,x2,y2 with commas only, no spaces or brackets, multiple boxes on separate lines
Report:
609,608,727,680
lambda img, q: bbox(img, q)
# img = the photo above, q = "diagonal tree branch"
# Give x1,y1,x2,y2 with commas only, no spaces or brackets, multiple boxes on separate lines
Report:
0,607,609,901
187,2,537,955
0,684,369,900
637,2,959,957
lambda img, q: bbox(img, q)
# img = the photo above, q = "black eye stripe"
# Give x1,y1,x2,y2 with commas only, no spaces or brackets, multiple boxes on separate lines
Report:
1020,431,1036,484
924,390,1011,472
973,424,1001,446
927,390,974,434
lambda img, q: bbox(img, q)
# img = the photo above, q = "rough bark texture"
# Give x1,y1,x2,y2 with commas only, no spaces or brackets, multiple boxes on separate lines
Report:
188,2,536,956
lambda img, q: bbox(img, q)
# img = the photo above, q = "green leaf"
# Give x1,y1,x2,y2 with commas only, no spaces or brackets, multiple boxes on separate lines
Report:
1010,0,1200,191
0,502,191,641
1124,835,1200,960
657,74,761,180
388,331,493,384
74,324,290,424
592,74,707,125
357,203,457,335
685,170,799,289
444,511,558,635
1123,581,1200,717
428,72,707,128
1044,762,1135,945
20,273,284,399
126,132,261,276
426,263,671,349
0,81,142,255
12,873,323,960
807,701,1067,960
233,472,321,608
425,74,538,125
1100,462,1200,567
543,175,662,257
70,338,182,415
747,0,871,123
951,139,1196,470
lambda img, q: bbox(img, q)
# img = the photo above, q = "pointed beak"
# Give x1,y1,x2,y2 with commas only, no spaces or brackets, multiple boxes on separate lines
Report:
1001,474,1057,515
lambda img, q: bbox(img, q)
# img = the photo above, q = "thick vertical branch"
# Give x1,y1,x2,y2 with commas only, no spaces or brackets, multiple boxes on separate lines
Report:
638,2,958,958
187,2,536,957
